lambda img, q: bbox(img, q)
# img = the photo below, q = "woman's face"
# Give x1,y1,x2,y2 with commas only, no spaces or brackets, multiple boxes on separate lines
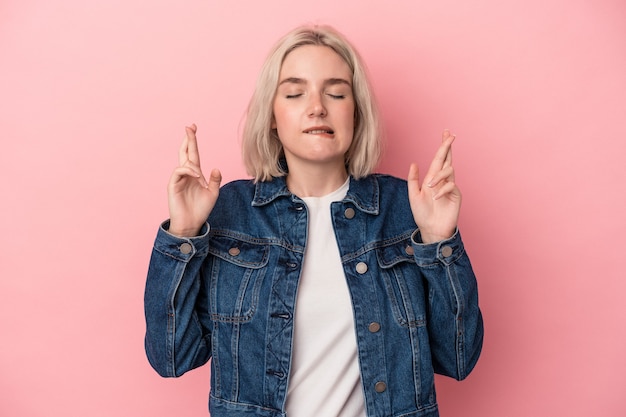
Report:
272,45,355,172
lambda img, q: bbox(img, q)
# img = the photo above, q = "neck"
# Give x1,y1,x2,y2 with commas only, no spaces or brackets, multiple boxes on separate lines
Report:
286,162,349,198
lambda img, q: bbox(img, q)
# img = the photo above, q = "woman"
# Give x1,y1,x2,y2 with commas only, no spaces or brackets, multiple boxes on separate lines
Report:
145,25,483,417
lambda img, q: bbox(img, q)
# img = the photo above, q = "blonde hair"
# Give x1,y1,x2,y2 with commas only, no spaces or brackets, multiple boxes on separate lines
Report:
242,25,382,182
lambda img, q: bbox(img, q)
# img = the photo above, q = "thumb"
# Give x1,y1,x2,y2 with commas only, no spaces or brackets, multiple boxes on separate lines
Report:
407,163,421,195
207,168,222,192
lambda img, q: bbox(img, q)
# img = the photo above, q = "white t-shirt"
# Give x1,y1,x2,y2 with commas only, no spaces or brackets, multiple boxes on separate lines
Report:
285,179,366,417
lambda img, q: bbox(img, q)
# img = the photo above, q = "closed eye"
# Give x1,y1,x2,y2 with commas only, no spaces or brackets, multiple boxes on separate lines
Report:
286,94,303,99
327,93,346,99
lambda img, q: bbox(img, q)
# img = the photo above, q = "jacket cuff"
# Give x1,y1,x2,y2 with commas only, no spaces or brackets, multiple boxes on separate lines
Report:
410,228,466,266
152,220,211,262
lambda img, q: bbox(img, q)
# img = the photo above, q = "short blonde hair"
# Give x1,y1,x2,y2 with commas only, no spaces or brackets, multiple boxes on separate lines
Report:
242,25,382,182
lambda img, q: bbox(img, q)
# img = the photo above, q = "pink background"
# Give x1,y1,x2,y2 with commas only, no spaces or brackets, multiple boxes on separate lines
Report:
2,0,625,416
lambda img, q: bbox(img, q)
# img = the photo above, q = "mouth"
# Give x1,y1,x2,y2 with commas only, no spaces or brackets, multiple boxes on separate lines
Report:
304,127,334,135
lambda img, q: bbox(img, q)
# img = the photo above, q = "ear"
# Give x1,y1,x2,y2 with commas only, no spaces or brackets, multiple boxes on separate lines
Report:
271,115,277,129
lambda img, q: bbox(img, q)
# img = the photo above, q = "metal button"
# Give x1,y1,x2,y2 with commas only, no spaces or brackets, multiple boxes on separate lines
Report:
356,262,368,274
180,243,192,254
344,207,356,219
441,245,453,257
374,381,387,393
404,245,414,256
228,247,241,256
368,322,381,333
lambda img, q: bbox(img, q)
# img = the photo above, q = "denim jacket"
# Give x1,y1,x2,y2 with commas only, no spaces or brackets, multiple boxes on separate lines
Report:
144,174,483,417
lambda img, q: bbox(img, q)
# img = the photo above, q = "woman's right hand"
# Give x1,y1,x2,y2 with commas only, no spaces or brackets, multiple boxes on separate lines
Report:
167,124,222,237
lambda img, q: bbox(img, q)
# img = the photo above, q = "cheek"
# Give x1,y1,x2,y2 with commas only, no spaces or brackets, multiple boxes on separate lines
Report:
343,105,356,132
271,104,288,129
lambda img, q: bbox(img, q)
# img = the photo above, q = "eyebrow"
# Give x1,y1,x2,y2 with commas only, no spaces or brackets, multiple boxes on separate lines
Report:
278,77,352,87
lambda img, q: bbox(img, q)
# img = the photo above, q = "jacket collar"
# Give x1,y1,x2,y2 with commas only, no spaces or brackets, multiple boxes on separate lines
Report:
252,175,380,215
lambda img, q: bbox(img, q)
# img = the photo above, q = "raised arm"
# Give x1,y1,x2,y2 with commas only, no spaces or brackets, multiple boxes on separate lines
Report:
407,130,483,379
144,125,221,377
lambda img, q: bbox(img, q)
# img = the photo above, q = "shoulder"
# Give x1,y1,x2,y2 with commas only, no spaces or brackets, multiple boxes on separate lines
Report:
371,173,407,187
213,179,256,210
220,178,256,191
349,173,411,214
370,173,409,200
371,173,411,213
354,174,415,232
218,178,259,199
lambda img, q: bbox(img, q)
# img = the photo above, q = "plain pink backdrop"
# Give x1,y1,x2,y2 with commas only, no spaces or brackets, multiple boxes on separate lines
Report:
2,0,625,416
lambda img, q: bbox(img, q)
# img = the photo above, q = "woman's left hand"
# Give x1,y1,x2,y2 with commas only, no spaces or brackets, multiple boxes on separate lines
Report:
407,130,461,244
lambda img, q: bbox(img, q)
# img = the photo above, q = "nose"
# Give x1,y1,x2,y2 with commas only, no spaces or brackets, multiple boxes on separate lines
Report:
307,94,327,118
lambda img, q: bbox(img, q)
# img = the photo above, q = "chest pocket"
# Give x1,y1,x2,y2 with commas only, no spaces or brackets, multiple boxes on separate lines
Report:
376,239,427,328
207,234,270,323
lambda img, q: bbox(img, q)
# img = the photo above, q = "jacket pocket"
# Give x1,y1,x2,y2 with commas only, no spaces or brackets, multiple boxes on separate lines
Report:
207,234,270,323
376,239,427,328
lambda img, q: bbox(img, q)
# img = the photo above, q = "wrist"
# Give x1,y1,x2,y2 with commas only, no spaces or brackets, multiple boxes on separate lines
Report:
420,234,448,244
166,221,202,238
417,228,456,244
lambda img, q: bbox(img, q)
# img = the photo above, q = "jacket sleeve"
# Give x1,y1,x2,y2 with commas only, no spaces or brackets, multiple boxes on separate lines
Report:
144,221,213,377
411,228,484,380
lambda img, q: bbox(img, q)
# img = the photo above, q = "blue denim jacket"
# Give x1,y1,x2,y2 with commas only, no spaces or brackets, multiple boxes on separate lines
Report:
144,174,483,417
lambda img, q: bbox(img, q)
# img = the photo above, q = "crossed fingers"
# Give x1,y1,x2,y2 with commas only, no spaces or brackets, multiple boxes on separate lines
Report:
426,130,456,199
175,124,208,188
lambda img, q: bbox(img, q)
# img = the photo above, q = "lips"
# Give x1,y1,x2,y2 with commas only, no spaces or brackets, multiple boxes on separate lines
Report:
304,126,334,135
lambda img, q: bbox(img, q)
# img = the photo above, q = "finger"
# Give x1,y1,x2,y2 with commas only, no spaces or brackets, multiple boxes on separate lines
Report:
186,124,201,166
443,133,454,169
178,133,189,166
441,129,455,164
443,147,453,168
433,181,460,200
425,131,455,182
207,168,222,193
428,166,455,188
187,167,221,191
407,163,421,195
170,166,202,184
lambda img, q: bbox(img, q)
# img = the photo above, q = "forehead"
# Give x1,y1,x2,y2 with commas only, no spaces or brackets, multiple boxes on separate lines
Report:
279,45,352,80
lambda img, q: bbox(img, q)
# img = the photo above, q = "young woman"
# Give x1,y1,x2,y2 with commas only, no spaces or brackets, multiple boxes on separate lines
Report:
145,25,483,417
